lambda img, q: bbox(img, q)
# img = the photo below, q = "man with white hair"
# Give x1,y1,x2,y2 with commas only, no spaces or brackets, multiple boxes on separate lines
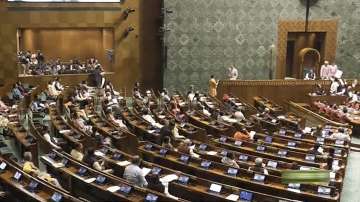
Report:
320,61,330,80
248,157,269,175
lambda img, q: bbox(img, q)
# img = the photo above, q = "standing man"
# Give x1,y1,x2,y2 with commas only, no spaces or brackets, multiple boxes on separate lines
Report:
209,75,219,97
320,61,330,80
227,65,238,80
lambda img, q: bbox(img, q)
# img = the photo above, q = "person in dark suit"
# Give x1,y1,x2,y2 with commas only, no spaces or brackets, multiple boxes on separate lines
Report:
146,174,165,193
89,67,103,87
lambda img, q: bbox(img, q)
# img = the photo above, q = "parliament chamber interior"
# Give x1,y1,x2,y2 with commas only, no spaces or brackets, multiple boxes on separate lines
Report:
0,0,360,201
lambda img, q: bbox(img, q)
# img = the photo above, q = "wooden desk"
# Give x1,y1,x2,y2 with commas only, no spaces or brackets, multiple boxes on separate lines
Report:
41,150,182,202
8,123,38,166
308,95,347,105
0,157,82,202
139,142,339,202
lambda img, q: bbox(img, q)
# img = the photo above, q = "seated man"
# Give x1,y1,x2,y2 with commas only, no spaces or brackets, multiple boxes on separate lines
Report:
142,109,163,129
47,81,61,98
53,77,64,91
221,152,239,168
248,157,269,175
330,128,350,142
123,156,148,187
12,84,24,100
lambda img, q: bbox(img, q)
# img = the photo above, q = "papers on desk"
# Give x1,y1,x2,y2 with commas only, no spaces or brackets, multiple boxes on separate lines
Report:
277,115,285,119
142,167,151,176
206,151,218,156
330,172,336,179
147,130,156,134
160,174,179,184
117,160,131,166
107,186,120,193
303,127,312,133
41,156,64,168
226,194,239,201
249,131,256,139
287,188,301,193
209,183,222,193
59,130,71,134
84,177,96,183
94,151,105,157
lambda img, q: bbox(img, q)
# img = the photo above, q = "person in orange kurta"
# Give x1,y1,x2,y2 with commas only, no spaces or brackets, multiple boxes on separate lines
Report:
208,75,218,97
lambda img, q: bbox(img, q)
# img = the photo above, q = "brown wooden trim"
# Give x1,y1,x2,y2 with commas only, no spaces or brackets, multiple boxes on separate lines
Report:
276,19,339,79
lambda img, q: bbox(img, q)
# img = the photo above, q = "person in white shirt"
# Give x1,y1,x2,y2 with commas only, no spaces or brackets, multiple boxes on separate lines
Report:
221,152,239,168
249,157,269,175
304,69,316,80
47,81,61,97
330,78,340,95
329,62,338,78
142,109,163,129
53,77,64,91
106,110,128,129
123,156,148,187
227,65,238,80
43,128,61,150
320,61,330,80
330,128,350,142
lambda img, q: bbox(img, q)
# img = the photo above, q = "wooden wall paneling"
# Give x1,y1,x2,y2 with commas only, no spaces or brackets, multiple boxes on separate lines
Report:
276,20,338,79
0,1,162,94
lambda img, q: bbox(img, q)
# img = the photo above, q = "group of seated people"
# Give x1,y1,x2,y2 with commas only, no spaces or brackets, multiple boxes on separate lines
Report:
11,81,31,101
313,100,359,124
22,152,62,188
70,142,113,174
309,78,359,102
18,50,104,75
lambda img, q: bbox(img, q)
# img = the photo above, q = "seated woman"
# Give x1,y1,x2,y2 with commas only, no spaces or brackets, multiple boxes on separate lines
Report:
23,152,62,188
83,149,113,174
70,143,84,161
221,152,239,168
